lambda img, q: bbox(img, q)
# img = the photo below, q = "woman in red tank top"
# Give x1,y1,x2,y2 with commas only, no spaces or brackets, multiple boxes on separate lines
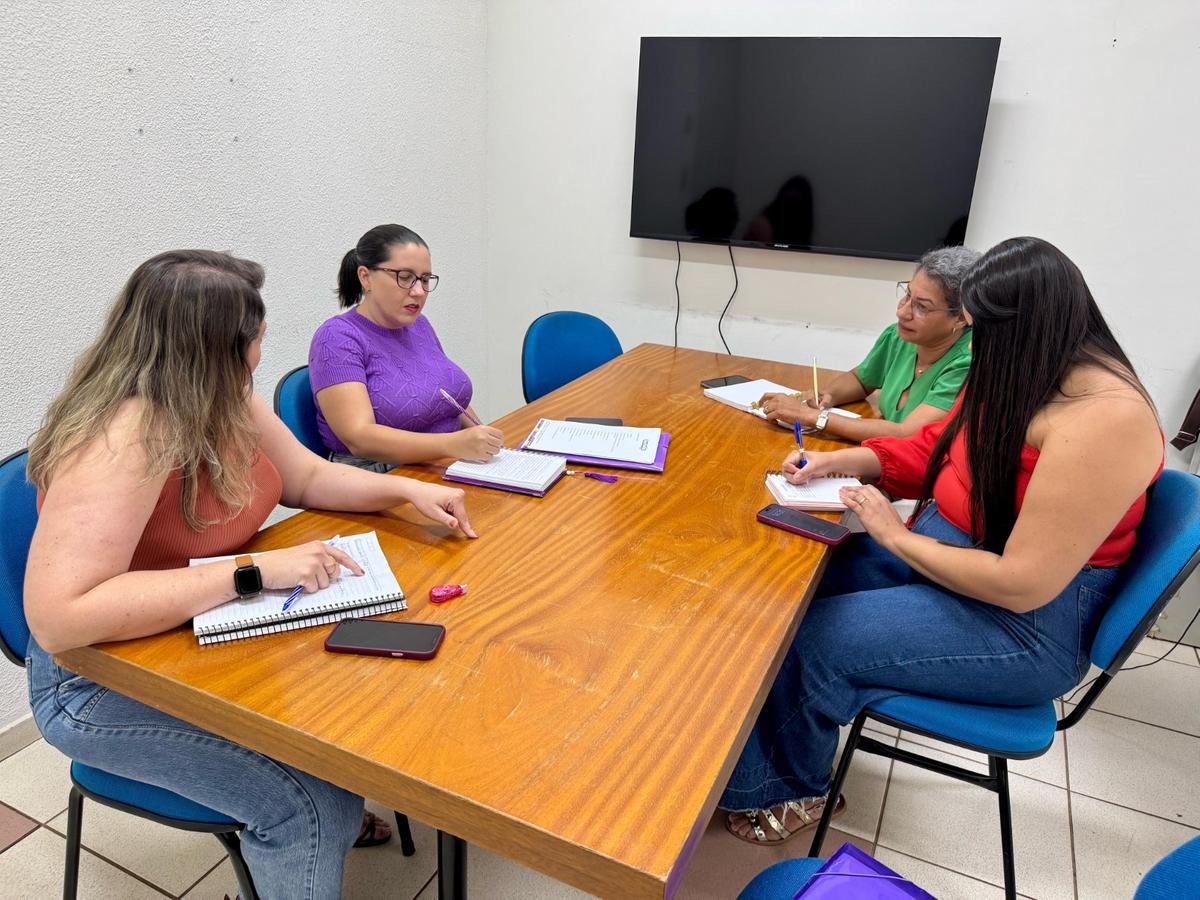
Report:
24,250,479,898
722,237,1163,846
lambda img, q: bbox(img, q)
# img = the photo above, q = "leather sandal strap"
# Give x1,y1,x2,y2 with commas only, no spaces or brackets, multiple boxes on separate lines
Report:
760,805,793,840
746,810,770,843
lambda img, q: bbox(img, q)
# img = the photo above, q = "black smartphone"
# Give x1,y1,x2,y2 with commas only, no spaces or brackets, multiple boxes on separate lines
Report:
565,417,624,427
324,619,446,659
756,504,851,545
700,374,751,389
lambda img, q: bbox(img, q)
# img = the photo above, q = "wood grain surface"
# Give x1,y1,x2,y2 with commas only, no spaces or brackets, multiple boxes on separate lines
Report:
57,343,869,898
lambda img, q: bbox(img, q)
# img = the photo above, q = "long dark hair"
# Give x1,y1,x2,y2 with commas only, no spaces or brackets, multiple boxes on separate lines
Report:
916,237,1148,552
336,224,427,308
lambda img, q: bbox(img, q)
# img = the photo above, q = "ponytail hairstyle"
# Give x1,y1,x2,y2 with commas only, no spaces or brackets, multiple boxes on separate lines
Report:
915,237,1150,552
336,224,428,308
28,250,266,530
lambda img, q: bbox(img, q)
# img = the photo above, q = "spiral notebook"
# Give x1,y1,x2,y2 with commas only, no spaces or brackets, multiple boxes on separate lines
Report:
190,531,406,645
765,472,862,511
443,448,567,496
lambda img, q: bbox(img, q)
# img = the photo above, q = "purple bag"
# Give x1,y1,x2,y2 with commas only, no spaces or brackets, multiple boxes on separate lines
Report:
794,843,934,899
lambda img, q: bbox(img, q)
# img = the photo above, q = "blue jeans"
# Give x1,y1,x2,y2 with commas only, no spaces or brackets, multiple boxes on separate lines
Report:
27,639,363,900
720,505,1119,811
328,451,393,474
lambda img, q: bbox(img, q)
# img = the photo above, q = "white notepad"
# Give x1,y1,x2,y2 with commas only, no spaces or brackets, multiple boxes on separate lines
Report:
190,531,405,644
443,448,566,496
765,472,862,511
703,378,801,419
521,419,661,465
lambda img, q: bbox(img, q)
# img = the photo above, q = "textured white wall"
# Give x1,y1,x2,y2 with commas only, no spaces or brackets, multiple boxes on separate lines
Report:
0,1,487,727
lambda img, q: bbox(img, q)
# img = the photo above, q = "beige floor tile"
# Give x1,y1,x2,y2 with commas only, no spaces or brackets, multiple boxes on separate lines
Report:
182,858,238,900
674,809,871,900
878,745,1074,899
46,800,227,896
342,801,439,900
873,848,1014,899
1137,636,1200,667
1072,792,1200,899
1067,709,1200,827
896,728,1069,789
448,844,593,899
1091,652,1200,737
0,738,72,822
0,827,164,899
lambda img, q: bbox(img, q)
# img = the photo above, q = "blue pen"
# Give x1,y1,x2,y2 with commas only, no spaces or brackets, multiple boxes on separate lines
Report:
793,420,808,469
281,584,303,612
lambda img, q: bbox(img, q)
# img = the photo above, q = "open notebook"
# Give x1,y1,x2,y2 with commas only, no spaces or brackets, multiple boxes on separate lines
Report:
190,531,405,645
518,419,670,472
443,448,566,496
703,378,861,430
765,472,862,511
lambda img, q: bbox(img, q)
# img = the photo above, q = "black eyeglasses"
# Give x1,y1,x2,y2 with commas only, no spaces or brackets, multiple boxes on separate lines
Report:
372,267,440,292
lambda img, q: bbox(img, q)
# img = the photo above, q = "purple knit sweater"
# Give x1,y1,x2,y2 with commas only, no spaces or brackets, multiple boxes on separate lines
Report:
308,308,472,455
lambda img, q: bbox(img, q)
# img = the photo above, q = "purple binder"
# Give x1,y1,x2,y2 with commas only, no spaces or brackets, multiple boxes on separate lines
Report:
794,843,934,899
518,430,671,472
446,468,566,496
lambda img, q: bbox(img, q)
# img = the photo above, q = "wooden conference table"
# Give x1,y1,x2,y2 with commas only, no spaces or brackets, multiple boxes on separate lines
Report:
57,344,869,899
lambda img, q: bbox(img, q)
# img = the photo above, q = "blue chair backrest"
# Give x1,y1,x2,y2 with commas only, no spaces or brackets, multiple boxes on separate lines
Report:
521,311,622,403
0,450,36,665
1091,469,1200,672
273,365,327,456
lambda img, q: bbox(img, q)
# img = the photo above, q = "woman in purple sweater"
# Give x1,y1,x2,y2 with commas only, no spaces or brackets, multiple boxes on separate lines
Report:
309,224,503,471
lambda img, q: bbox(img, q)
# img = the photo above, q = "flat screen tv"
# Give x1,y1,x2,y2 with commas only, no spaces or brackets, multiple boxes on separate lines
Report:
630,37,1000,261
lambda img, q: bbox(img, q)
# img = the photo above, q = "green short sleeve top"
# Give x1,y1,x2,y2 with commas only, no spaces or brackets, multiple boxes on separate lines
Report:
854,324,972,422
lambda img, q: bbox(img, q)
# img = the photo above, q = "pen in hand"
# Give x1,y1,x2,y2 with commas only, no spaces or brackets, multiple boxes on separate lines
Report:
793,420,808,469
281,584,303,612
439,388,483,427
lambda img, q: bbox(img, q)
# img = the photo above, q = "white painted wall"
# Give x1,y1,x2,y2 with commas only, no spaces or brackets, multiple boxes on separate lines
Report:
0,1,488,728
484,0,1200,643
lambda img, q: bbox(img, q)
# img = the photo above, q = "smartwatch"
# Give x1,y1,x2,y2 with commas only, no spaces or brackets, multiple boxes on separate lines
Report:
233,554,263,598
814,409,831,432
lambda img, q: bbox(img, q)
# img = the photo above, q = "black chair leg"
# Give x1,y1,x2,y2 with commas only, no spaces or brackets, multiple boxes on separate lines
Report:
437,830,467,900
394,811,416,856
63,787,84,900
214,831,259,900
809,711,866,858
991,756,1017,900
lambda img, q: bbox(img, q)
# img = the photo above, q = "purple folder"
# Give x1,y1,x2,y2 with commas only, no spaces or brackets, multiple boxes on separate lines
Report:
795,843,934,899
518,430,671,472
442,468,566,498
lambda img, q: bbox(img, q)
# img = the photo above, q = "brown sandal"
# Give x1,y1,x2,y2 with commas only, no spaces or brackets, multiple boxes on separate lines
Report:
353,810,393,848
725,794,846,845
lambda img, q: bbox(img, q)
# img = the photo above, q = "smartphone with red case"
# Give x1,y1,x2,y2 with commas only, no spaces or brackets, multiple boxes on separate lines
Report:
324,619,445,660
756,503,851,545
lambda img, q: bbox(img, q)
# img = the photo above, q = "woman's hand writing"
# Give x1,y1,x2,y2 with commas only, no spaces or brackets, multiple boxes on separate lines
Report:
782,449,840,483
449,425,504,462
256,541,364,595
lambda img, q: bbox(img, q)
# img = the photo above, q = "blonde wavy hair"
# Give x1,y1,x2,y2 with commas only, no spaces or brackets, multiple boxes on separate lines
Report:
28,250,267,530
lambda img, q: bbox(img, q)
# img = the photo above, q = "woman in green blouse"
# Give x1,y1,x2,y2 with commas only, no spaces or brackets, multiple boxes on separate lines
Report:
760,246,980,441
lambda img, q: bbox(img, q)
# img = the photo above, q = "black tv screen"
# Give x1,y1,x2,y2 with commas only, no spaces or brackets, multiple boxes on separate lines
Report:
630,37,1000,261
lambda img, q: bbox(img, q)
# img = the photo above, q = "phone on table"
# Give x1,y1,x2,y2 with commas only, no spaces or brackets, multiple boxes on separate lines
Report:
700,374,751,389
565,417,624,427
756,504,851,545
325,619,446,659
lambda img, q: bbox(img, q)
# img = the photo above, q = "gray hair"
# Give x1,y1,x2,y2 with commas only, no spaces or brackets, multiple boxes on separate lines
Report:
916,246,982,312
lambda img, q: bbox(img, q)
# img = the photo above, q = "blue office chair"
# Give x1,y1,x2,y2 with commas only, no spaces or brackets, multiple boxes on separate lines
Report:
272,365,327,456
0,449,259,900
737,857,825,899
521,311,622,403
808,469,1200,900
1135,834,1200,899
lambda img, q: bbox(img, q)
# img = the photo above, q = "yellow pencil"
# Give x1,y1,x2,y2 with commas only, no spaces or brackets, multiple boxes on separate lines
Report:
812,357,819,401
